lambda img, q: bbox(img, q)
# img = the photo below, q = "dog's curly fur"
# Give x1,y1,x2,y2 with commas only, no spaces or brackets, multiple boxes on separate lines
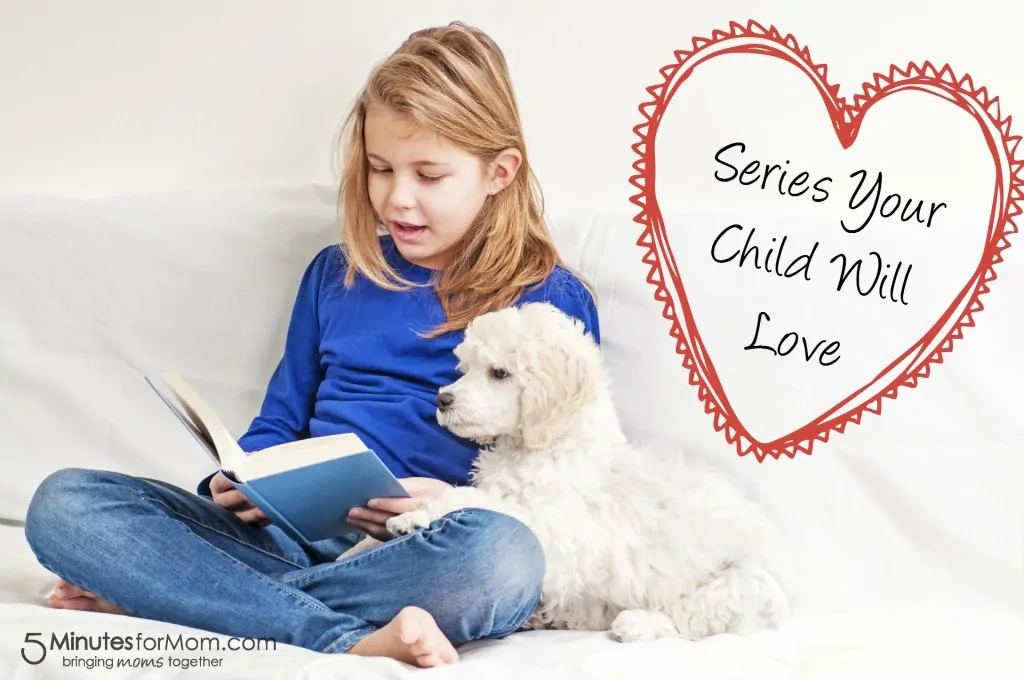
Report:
384,302,795,642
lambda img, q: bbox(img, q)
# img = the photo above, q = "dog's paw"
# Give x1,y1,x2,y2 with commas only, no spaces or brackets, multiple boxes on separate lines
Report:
673,602,739,640
386,509,432,536
610,609,678,643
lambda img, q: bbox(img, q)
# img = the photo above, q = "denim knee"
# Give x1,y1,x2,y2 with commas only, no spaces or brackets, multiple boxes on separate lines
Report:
24,467,114,560
460,509,545,593
446,508,546,637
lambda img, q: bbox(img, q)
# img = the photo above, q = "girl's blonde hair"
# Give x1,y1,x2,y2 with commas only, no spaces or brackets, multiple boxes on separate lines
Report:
335,21,585,337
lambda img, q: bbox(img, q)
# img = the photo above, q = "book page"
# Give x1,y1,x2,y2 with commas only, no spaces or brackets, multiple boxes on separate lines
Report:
144,375,220,466
243,432,370,480
156,373,247,476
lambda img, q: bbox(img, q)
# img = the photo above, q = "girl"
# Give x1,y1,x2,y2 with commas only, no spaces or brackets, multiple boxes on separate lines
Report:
24,21,599,669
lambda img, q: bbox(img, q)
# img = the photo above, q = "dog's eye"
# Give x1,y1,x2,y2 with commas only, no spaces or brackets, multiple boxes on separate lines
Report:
490,367,510,380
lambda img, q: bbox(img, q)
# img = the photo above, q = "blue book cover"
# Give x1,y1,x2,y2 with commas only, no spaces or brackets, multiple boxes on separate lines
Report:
230,450,409,543
145,372,410,544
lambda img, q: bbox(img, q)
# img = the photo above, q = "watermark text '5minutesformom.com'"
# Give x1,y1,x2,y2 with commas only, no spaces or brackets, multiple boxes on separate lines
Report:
20,630,276,666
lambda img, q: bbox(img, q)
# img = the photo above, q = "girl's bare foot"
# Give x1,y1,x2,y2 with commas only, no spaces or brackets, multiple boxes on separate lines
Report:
48,580,131,616
348,606,458,667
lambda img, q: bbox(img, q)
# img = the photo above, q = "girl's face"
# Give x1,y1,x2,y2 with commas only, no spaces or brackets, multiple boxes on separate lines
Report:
364,108,519,270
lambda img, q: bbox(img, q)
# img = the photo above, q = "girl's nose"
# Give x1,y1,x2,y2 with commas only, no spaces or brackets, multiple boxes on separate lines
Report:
387,175,417,211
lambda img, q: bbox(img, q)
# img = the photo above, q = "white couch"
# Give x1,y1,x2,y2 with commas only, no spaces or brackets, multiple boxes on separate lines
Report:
2,185,1022,679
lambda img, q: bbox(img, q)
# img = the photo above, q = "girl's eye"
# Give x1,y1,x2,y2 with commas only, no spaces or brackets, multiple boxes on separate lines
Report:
369,166,391,174
419,173,443,183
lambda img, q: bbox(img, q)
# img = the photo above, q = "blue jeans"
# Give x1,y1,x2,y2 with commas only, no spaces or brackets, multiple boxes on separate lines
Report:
23,467,545,654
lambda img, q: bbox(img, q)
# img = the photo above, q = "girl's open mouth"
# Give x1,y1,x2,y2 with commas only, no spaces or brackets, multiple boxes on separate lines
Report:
392,221,428,242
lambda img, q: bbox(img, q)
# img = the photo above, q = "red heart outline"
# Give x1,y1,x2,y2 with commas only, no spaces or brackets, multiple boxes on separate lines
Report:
629,20,1021,462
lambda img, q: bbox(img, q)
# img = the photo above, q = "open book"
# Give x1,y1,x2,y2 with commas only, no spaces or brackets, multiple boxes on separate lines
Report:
145,372,410,544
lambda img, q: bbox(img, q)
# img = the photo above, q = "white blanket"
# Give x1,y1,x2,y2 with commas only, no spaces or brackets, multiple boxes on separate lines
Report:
1,519,1020,679
2,519,1020,679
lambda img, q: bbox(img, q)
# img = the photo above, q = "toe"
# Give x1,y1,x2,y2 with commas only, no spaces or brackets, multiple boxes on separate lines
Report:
50,596,95,612
409,637,436,659
93,600,127,615
53,582,84,599
417,652,440,667
398,616,424,646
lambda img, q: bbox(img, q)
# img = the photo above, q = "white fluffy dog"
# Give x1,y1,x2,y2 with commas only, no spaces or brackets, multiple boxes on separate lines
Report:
381,302,794,642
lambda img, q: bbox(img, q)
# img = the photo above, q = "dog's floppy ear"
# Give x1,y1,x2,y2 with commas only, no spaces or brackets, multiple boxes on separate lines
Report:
517,307,600,450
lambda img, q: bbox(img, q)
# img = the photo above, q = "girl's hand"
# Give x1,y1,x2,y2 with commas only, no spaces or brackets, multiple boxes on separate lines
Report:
209,471,272,527
347,477,452,540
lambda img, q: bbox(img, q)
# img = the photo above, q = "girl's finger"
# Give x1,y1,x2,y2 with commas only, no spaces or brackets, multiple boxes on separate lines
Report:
367,497,423,515
348,507,395,526
209,473,233,494
216,490,252,511
236,507,266,524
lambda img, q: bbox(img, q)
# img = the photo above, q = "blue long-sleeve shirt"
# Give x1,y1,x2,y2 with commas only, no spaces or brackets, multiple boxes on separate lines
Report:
197,235,600,496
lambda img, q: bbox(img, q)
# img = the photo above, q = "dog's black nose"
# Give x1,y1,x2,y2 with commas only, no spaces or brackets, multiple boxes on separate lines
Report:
437,392,455,410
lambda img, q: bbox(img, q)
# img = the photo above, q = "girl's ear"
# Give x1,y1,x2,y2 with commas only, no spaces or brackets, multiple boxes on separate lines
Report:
486,148,523,195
